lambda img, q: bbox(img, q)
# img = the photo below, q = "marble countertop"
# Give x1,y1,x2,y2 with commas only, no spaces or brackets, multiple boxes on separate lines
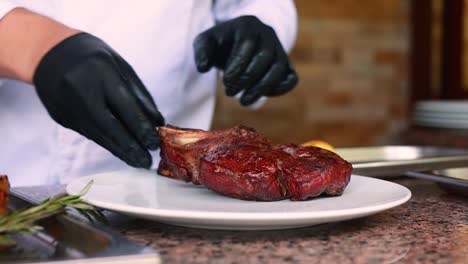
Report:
110,178,468,264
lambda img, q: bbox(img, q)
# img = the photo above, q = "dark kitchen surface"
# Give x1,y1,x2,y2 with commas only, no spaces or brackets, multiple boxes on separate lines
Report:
110,177,468,264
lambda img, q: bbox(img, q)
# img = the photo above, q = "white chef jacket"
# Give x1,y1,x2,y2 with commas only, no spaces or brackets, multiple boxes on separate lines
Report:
0,0,297,187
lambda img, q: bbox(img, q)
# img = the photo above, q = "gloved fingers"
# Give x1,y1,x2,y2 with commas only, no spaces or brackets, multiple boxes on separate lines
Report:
222,35,257,96
130,82,165,127
193,32,217,73
90,110,152,168
265,69,299,96
113,55,165,127
225,42,276,97
222,38,258,96
105,80,161,151
239,62,288,106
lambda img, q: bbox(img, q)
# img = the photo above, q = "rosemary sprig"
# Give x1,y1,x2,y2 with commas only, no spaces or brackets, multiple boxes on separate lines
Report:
0,180,106,248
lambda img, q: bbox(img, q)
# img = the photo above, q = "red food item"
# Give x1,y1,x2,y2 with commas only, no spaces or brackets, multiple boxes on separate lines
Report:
0,175,9,216
158,125,269,184
200,145,289,201
158,125,352,201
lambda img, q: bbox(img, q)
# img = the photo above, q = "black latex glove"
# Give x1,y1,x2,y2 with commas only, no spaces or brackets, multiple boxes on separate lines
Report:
193,15,298,106
33,33,164,168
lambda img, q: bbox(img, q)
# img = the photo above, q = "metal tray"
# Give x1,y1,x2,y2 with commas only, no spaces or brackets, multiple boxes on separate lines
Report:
1,187,160,263
404,168,468,197
335,145,468,177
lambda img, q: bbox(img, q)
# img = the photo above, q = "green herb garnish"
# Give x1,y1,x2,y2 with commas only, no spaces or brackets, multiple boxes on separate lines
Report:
0,180,106,249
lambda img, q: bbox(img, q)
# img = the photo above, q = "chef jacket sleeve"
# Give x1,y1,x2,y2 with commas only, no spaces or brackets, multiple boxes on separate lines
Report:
0,1,19,20
212,0,298,53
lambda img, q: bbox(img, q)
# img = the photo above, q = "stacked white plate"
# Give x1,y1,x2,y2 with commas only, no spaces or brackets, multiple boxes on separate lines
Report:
412,100,468,129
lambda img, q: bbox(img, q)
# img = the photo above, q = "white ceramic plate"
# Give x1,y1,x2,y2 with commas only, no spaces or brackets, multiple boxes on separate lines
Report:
66,169,411,230
415,100,468,113
413,111,468,120
412,116,468,129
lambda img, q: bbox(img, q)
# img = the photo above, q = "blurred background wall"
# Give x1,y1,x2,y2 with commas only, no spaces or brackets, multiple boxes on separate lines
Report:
211,0,410,147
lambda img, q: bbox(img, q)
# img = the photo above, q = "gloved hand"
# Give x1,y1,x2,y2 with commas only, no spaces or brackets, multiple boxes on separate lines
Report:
33,33,164,168
193,15,298,106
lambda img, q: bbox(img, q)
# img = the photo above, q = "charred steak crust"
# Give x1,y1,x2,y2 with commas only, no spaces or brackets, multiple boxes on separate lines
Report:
199,145,289,201
0,175,9,216
158,125,269,184
158,125,352,201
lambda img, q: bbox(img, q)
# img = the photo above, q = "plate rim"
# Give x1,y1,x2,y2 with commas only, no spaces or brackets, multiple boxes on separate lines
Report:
66,174,412,221
415,100,468,112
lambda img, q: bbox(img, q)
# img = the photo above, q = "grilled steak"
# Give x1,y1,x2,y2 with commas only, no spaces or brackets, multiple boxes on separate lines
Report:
158,125,352,201
0,175,9,216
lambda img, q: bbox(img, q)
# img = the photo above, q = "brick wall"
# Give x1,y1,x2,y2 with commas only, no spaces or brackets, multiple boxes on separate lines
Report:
211,0,410,147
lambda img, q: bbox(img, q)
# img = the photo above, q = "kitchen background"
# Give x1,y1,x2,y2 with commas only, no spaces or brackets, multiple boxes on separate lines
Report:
212,0,410,147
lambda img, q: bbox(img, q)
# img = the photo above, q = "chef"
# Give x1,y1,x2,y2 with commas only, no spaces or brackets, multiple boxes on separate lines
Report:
0,1,298,186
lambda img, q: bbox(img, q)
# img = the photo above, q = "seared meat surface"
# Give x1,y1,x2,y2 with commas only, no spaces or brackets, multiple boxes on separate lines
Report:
0,175,9,216
158,125,352,201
